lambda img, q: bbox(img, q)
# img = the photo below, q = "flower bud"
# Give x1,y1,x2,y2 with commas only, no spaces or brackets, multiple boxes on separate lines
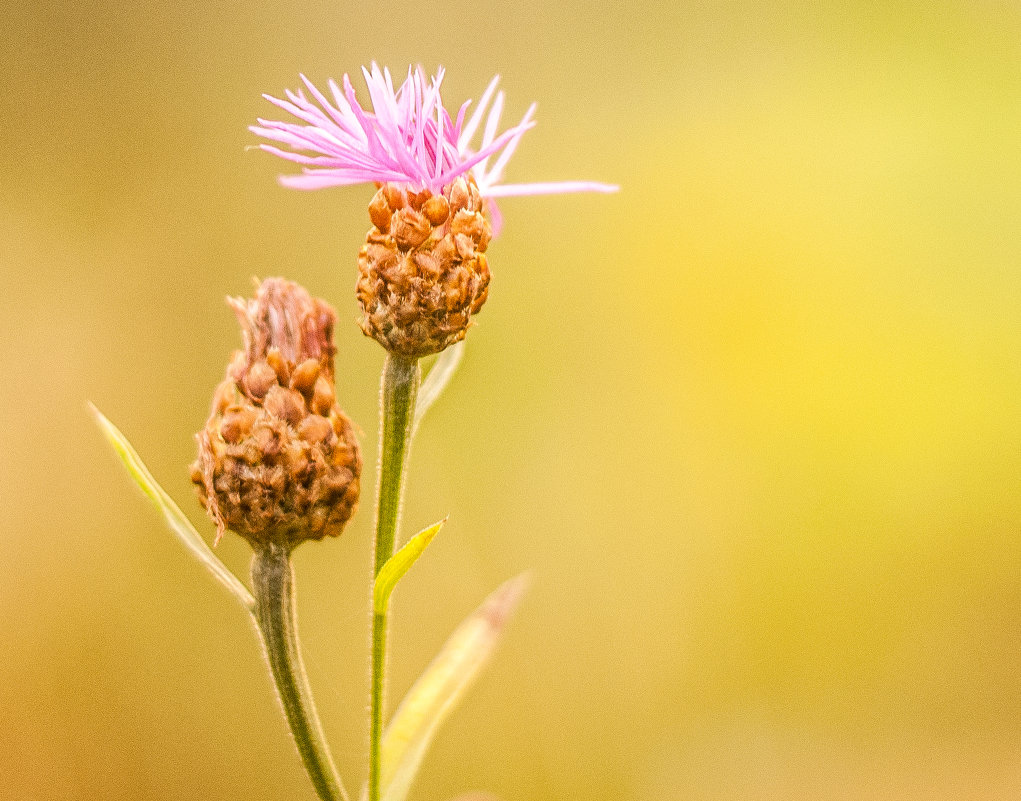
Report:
191,278,361,548
356,176,492,358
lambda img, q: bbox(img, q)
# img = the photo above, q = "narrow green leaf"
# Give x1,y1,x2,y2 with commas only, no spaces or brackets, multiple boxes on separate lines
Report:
380,574,529,801
89,402,256,614
373,518,446,615
413,341,464,432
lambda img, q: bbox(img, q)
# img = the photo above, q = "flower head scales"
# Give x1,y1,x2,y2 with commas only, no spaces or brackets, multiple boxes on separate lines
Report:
251,64,617,201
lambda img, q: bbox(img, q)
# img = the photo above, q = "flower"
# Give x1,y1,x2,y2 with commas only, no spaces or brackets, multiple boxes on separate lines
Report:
250,64,617,202
251,65,617,357
191,278,362,548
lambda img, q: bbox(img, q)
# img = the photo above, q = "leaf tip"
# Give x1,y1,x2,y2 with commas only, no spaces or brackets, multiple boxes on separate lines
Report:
415,516,448,548
482,571,530,629
87,400,108,428
88,402,126,455
374,515,451,614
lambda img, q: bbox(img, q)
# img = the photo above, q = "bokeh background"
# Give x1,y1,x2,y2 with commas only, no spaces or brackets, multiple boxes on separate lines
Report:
2,1,1020,799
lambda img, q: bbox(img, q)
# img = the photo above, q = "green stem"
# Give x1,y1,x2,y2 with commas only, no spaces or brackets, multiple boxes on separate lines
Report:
252,543,348,801
369,608,388,799
369,353,420,801
374,354,421,575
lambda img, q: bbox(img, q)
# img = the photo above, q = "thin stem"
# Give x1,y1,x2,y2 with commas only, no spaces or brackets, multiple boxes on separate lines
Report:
369,353,421,801
369,608,388,800
374,354,421,575
252,543,349,801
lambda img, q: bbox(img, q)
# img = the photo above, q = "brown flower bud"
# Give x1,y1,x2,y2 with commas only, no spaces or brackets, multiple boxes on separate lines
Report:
191,278,362,549
356,176,492,357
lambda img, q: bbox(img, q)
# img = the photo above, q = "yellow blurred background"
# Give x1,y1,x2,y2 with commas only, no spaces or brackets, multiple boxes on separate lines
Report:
2,1,1020,799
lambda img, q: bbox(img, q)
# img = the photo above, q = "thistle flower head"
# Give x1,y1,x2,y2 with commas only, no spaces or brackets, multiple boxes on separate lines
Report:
191,278,362,549
251,65,617,357
250,64,617,202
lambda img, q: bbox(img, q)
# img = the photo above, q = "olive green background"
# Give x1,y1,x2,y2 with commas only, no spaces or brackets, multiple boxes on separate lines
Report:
2,1,1020,799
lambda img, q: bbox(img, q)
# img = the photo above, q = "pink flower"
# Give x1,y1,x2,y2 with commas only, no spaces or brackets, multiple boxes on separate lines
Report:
250,64,618,201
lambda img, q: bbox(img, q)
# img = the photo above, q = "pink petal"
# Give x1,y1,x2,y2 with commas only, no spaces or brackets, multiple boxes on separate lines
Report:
480,103,536,188
458,75,500,150
436,117,535,187
482,181,620,197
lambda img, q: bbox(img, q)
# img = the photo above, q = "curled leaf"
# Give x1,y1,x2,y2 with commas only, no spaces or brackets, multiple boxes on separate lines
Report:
374,518,446,615
89,402,256,614
380,574,529,801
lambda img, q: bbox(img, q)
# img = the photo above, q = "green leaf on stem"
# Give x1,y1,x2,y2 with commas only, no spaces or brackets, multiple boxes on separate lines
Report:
414,341,464,432
379,574,529,801
89,402,256,614
374,518,447,615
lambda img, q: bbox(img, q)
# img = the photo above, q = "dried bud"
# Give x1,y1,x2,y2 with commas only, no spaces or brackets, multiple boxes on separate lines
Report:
191,278,362,549
356,176,492,357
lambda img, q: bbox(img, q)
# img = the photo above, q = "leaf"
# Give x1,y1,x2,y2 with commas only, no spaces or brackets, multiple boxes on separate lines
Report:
414,341,465,432
380,574,529,801
374,518,446,615
89,402,256,614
